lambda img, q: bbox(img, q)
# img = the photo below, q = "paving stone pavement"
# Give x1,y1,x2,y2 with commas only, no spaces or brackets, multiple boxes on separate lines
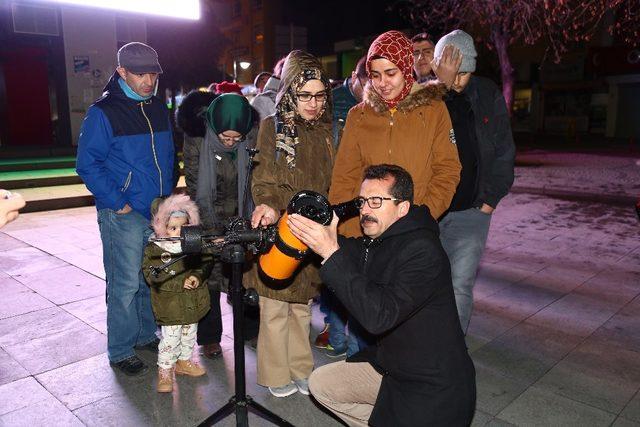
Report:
513,150,640,204
1,152,639,426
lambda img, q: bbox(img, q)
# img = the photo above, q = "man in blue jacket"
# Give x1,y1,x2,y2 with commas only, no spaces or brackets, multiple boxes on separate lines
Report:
76,42,175,376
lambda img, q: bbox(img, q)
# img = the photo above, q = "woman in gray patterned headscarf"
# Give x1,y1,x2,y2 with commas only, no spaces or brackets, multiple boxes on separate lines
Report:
248,50,335,398
273,53,332,168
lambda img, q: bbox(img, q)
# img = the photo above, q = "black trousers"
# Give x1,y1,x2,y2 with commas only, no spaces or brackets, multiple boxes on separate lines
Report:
197,288,223,345
196,261,260,345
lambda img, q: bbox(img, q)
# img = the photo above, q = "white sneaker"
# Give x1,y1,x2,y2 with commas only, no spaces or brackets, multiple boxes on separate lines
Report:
293,378,309,395
268,382,298,398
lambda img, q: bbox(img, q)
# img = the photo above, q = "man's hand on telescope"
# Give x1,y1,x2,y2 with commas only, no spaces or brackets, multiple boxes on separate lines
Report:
251,204,279,228
288,213,340,261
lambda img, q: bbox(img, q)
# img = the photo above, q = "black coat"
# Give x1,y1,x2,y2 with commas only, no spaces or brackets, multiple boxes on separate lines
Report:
463,76,515,209
320,205,476,426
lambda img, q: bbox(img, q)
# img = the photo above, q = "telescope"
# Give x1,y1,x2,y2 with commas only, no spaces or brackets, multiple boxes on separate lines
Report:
258,190,358,281
150,190,359,282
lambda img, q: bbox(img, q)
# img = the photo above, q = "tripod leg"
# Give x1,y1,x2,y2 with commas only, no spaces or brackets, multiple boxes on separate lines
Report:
235,401,249,427
246,397,295,427
198,245,292,426
198,398,236,426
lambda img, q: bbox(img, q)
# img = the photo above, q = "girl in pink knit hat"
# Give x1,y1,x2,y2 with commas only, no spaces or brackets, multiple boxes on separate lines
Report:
142,194,214,393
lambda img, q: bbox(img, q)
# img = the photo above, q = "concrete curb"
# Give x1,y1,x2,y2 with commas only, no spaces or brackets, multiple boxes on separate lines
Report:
511,185,637,206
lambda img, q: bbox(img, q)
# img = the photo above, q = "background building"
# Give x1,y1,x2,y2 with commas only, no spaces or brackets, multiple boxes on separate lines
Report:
1,0,636,154
211,0,307,84
210,0,410,84
0,0,187,153
509,38,640,141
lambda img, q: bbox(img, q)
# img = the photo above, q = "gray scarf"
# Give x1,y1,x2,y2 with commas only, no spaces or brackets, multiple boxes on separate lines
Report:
195,126,255,229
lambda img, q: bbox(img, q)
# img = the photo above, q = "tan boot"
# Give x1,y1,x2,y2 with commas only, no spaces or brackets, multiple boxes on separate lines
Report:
157,367,173,393
175,359,206,377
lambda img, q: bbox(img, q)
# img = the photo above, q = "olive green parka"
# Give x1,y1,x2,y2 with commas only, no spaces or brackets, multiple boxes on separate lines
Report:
142,242,214,325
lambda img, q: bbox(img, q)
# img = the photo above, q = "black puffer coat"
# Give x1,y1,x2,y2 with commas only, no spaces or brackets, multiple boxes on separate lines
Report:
176,90,217,198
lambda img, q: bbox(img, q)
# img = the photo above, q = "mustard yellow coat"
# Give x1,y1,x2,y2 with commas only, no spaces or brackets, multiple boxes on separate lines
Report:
329,83,461,237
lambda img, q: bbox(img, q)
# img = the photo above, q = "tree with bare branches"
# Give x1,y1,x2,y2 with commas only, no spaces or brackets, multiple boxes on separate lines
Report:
396,0,638,111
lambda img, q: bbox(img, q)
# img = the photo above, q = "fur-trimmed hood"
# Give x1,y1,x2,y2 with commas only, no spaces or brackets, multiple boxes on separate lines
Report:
152,194,200,237
176,90,217,138
364,81,447,114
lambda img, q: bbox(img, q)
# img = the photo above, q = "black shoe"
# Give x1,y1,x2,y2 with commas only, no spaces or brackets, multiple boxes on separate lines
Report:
110,355,149,376
135,337,160,352
202,343,223,359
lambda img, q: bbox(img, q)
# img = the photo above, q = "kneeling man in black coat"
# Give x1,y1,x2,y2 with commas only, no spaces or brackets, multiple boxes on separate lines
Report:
288,164,476,426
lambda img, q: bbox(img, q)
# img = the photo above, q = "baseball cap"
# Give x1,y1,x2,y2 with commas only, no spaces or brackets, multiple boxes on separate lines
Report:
117,42,163,74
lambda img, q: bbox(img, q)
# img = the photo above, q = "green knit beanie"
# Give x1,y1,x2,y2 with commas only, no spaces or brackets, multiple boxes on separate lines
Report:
206,93,253,135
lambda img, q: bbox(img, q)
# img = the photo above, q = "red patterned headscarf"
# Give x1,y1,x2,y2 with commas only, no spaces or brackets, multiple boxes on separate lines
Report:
366,30,415,108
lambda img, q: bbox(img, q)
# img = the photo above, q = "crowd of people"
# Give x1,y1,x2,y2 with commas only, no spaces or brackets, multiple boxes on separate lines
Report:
12,25,519,426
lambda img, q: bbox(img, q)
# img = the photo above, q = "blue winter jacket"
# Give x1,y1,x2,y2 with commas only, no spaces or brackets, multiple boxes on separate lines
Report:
76,73,175,219
331,78,358,148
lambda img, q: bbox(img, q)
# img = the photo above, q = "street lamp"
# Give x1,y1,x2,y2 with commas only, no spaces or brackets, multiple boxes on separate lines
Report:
233,60,251,83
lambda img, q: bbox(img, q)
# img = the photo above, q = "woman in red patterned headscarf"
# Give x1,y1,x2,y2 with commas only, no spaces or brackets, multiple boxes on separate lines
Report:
366,30,416,108
329,29,461,236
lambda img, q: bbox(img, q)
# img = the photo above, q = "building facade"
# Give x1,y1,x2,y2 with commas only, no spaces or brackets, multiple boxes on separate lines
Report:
211,0,307,85
0,1,149,152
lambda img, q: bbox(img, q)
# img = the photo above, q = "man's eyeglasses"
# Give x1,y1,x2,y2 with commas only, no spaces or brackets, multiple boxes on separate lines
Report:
354,196,402,209
413,48,434,59
219,133,246,144
296,92,327,103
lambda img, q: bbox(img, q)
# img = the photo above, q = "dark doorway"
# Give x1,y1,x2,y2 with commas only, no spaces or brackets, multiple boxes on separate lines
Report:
0,46,53,146
616,83,640,139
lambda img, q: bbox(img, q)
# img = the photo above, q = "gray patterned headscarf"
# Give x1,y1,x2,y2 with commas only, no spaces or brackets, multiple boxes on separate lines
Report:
274,50,332,168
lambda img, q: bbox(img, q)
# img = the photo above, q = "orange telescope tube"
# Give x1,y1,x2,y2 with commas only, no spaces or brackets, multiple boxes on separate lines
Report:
258,212,308,280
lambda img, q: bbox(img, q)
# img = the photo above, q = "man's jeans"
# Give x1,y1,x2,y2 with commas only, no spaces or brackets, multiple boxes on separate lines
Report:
327,296,359,357
439,208,492,334
98,209,157,362
324,290,374,357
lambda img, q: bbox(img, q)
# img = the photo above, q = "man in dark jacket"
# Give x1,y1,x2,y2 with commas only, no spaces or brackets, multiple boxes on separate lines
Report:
250,56,286,121
288,164,476,426
412,32,436,83
433,30,516,333
76,42,175,376
331,56,366,148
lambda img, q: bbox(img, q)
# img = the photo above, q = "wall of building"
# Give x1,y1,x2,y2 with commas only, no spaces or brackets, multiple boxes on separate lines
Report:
61,6,146,145
61,7,117,145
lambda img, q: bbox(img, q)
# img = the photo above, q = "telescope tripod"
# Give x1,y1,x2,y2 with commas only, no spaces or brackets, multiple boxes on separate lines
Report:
198,244,293,427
